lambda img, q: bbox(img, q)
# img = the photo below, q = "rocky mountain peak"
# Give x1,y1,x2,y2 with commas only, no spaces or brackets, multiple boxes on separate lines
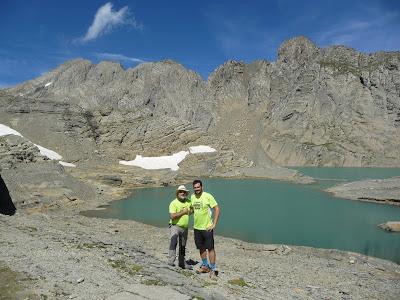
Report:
278,36,319,66
207,60,246,85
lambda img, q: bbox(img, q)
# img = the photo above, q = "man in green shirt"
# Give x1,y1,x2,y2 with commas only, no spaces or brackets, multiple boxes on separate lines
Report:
191,179,220,279
168,185,192,269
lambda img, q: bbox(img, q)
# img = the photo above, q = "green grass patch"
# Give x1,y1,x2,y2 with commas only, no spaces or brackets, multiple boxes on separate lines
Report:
108,259,142,275
202,281,218,287
178,269,193,277
228,277,248,287
77,242,106,250
142,279,167,286
16,226,38,233
128,263,143,273
0,263,40,299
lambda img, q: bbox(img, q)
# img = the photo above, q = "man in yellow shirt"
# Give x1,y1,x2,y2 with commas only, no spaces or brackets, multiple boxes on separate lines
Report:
191,179,220,279
168,185,192,269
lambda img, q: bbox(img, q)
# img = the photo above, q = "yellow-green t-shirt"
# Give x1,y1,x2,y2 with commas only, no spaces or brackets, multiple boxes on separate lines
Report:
169,198,191,228
191,192,218,230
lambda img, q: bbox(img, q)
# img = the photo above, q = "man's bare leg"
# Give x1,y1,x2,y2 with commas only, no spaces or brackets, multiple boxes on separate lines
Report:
200,249,207,260
208,249,216,265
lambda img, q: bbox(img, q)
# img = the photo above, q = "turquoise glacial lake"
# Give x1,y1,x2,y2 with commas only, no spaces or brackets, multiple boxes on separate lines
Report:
84,168,400,263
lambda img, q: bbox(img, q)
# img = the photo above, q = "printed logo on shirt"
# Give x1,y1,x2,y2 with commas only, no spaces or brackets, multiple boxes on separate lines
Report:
193,201,202,210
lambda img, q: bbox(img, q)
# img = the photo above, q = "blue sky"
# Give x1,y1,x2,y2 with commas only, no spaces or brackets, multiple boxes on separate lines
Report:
0,0,399,86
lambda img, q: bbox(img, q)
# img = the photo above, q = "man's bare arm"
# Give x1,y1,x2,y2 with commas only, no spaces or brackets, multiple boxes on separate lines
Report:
207,205,220,231
170,208,189,220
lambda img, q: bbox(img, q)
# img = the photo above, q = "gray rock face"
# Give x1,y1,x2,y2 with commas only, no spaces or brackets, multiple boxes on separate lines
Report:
263,37,400,166
2,36,400,167
208,36,400,166
2,60,218,163
8,60,215,130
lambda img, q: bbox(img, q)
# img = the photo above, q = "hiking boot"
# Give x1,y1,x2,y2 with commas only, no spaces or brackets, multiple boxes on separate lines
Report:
196,265,210,274
178,256,193,270
180,262,193,270
209,269,218,280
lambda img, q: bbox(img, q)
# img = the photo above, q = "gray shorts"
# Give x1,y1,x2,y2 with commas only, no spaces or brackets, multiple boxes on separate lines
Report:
169,224,188,249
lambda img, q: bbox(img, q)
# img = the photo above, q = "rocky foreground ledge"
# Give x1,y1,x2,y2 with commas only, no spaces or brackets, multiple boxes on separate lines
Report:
1,203,400,299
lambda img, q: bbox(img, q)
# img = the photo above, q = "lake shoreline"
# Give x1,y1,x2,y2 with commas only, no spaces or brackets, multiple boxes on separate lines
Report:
1,172,400,299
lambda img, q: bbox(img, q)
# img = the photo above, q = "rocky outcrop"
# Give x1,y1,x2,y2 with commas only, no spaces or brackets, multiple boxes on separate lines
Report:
378,221,400,232
0,135,44,169
326,177,400,206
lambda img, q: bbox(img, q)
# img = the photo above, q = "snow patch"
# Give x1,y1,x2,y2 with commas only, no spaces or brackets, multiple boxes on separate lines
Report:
120,151,189,171
0,123,63,160
119,145,217,171
59,161,76,167
0,124,23,137
44,81,53,87
189,145,216,153
34,144,62,160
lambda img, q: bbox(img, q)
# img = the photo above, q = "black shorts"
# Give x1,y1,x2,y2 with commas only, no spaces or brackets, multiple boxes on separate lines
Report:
194,229,214,250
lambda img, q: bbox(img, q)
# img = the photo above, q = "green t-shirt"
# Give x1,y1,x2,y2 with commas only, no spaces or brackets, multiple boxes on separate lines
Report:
169,198,191,228
191,192,218,230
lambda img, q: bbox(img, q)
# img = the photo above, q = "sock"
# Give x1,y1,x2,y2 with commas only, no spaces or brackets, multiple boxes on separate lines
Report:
210,263,216,270
201,258,208,267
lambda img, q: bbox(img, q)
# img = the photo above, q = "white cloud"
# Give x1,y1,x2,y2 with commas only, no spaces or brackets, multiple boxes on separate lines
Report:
94,52,145,63
80,2,142,43
317,21,372,45
316,12,400,51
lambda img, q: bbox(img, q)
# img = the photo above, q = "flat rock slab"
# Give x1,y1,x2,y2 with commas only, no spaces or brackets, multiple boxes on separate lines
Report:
107,285,191,300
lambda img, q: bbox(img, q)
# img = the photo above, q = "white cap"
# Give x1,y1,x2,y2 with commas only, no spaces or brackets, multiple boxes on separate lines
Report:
177,185,189,192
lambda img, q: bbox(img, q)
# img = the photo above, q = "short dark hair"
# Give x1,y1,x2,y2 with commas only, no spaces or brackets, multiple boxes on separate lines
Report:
192,179,202,186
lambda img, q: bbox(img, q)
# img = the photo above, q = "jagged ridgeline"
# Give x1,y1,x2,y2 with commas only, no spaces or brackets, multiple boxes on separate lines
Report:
1,36,399,167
